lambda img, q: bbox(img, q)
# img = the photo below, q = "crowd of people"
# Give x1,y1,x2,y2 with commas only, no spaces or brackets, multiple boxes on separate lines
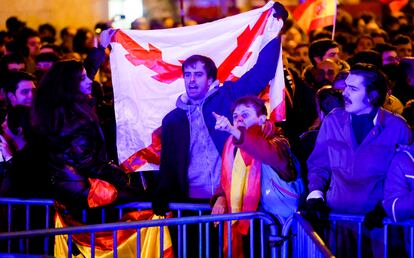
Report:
0,1,414,257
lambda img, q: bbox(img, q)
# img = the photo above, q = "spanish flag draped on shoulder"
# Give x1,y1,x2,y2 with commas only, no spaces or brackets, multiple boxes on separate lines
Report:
293,0,337,34
108,1,285,172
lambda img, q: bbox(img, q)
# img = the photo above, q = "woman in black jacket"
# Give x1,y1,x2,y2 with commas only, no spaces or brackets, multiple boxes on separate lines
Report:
31,59,144,212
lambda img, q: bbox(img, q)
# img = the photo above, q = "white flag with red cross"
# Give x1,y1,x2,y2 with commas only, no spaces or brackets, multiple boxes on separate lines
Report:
108,1,285,172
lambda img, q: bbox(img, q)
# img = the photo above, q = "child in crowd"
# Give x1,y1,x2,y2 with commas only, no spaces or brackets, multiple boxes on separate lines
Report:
211,95,303,257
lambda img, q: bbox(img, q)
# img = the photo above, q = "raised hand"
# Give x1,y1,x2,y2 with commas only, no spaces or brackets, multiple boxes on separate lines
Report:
272,2,288,22
99,29,117,48
212,112,233,133
0,135,12,161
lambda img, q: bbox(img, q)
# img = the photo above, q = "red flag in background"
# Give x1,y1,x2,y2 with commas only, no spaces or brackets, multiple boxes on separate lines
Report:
293,0,337,34
380,0,409,14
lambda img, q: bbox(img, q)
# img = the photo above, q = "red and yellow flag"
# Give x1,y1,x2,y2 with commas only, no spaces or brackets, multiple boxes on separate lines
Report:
380,0,409,14
293,0,337,34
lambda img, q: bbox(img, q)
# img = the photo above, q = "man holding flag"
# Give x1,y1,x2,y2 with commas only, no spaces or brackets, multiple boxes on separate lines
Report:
152,2,288,216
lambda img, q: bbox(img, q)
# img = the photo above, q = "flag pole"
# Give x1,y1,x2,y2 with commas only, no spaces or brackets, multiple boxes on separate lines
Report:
179,0,185,26
331,0,338,40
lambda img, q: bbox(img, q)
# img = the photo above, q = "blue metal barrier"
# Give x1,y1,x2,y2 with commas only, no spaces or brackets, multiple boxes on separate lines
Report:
0,198,285,258
0,198,55,254
281,212,414,258
0,198,213,255
280,213,333,258
328,213,414,258
0,211,279,258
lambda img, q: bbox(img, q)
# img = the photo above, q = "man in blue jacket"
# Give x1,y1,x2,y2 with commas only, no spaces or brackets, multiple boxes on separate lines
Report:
152,2,288,215
306,63,411,257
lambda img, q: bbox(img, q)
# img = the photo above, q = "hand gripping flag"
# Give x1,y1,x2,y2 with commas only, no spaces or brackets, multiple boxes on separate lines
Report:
293,0,337,34
109,1,285,172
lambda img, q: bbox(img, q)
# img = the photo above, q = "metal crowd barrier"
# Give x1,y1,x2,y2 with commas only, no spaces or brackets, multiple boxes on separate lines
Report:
0,198,285,258
281,213,334,258
0,198,55,255
0,198,213,256
328,213,414,258
280,212,414,258
0,211,279,258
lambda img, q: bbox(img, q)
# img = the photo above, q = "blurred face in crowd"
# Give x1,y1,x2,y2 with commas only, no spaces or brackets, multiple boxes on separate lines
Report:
355,37,374,53
183,61,213,102
322,47,339,63
36,61,54,72
232,104,265,129
343,73,373,115
396,43,412,58
27,36,41,57
7,62,25,71
372,35,386,45
84,31,96,50
8,80,35,107
294,45,310,65
382,50,399,66
316,59,339,85
79,69,93,95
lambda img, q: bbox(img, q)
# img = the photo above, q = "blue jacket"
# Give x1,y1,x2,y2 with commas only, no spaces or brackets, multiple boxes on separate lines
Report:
153,36,282,204
308,108,411,214
383,146,414,222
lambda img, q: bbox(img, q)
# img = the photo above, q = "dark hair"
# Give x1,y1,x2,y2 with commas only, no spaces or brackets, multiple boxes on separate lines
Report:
3,71,35,95
355,35,374,47
349,63,388,107
231,95,267,117
347,50,382,67
332,70,349,90
7,105,31,138
310,30,333,42
31,60,94,135
73,28,93,55
374,43,397,54
182,55,217,81
6,17,26,34
316,86,344,115
38,23,56,44
308,39,339,66
294,43,309,51
0,53,25,72
35,52,60,63
392,34,411,46
60,27,73,39
371,30,389,42
15,28,40,56
40,43,63,56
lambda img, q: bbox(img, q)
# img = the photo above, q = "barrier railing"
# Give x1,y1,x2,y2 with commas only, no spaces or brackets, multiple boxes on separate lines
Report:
281,212,414,258
0,198,287,258
0,211,279,258
280,213,334,258
328,213,414,258
0,198,214,255
0,197,55,254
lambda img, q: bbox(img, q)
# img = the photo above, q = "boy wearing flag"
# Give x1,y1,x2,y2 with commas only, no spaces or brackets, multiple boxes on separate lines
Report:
212,96,302,257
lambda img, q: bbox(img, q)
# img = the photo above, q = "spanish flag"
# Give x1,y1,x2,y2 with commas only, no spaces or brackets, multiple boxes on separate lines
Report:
54,210,174,258
293,0,337,34
380,0,409,14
